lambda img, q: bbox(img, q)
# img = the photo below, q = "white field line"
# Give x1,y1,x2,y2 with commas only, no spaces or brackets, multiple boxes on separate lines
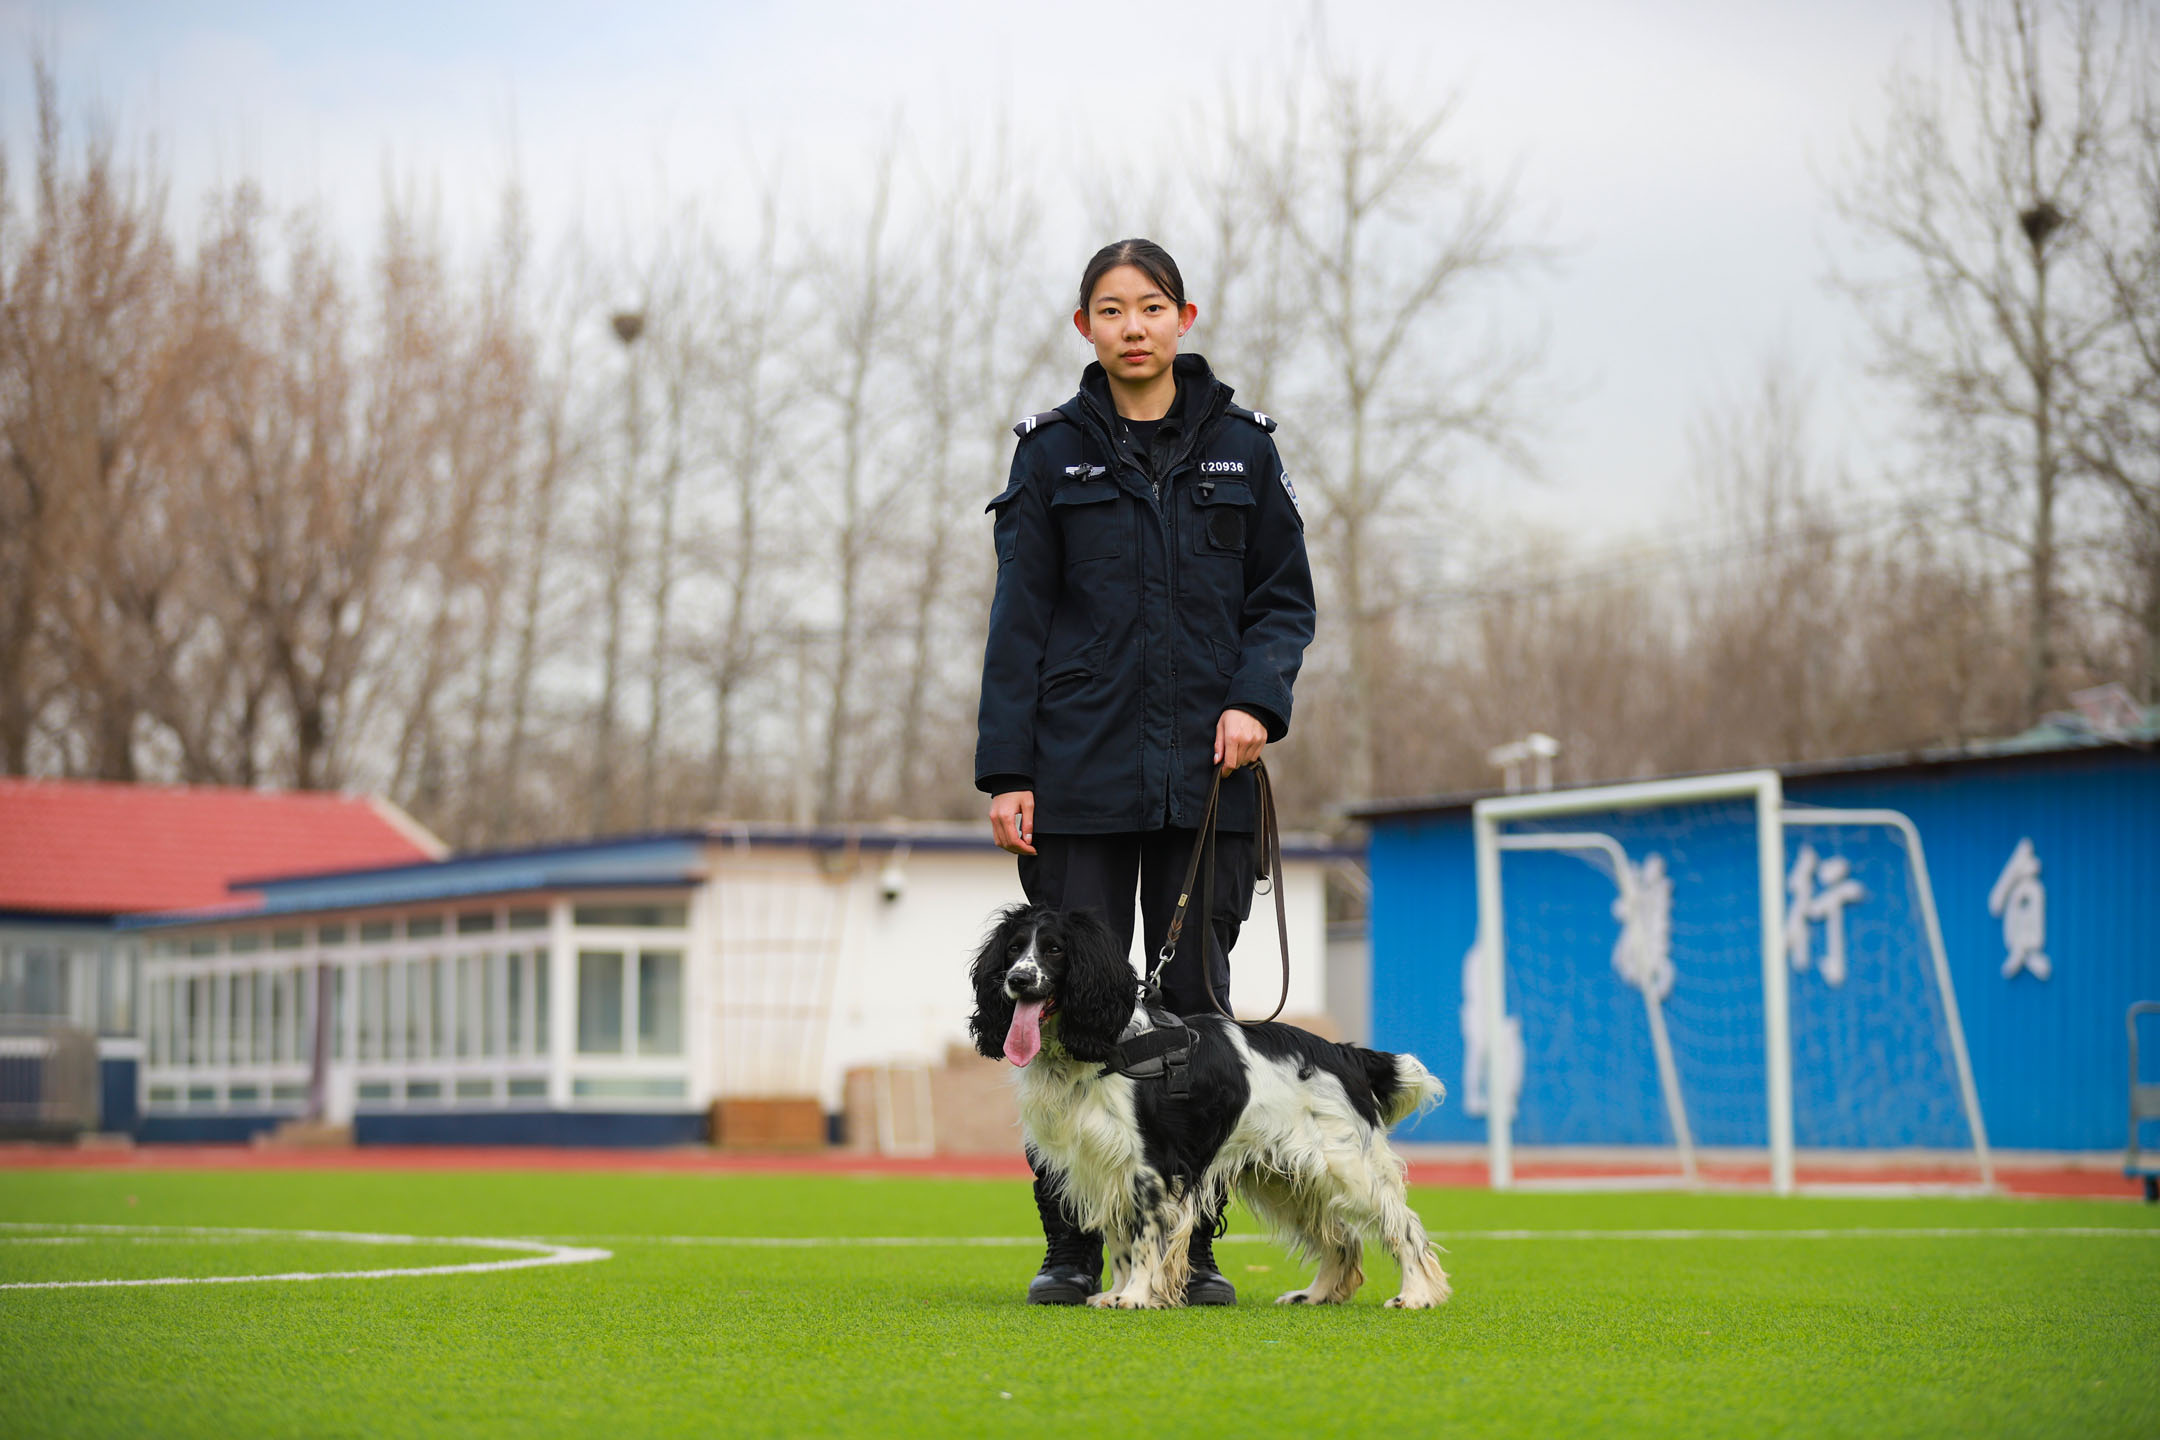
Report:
1508,1177,2005,1199
536,1227,2160,1247
0,1223,611,1291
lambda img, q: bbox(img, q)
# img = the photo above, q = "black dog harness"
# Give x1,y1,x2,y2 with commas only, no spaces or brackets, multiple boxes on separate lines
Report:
1101,1003,1197,1100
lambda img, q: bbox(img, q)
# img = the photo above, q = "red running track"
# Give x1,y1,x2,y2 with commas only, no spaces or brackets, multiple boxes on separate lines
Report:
0,1144,2143,1199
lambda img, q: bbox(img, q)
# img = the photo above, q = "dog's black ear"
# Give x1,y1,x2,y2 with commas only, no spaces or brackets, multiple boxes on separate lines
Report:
967,905,1028,1060
1053,907,1136,1062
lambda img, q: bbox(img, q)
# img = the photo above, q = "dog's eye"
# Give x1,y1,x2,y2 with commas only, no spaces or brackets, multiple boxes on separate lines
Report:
1044,942,1062,956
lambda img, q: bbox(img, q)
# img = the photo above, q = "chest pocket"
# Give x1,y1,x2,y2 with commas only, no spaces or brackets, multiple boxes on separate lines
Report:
1052,479,1126,564
1190,480,1254,557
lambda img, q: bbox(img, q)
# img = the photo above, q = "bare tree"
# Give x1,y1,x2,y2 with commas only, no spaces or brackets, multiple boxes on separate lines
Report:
1226,56,1550,804
0,65,191,780
491,237,595,841
803,145,909,823
890,139,1060,817
693,192,795,817
2072,75,2160,699
1833,0,2145,722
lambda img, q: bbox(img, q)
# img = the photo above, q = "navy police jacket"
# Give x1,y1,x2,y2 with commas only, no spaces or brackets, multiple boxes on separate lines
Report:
974,353,1316,834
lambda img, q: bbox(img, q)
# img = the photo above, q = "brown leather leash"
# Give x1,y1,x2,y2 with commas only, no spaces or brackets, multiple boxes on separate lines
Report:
1146,758,1291,1026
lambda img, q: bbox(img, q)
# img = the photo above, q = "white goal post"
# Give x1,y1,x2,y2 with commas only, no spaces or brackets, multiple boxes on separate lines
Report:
1472,769,1993,1196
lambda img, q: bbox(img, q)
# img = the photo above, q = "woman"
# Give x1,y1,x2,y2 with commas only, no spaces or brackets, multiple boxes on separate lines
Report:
976,238,1316,1304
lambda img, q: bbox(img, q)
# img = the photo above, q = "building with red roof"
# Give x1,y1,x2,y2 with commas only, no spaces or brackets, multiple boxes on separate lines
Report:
0,779,442,920
0,779,441,1134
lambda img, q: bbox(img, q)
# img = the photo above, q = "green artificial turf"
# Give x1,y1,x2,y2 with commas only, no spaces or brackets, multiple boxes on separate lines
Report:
1,1167,2156,1438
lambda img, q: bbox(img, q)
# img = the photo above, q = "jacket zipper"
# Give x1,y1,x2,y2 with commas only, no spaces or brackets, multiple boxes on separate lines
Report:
1078,388,1226,831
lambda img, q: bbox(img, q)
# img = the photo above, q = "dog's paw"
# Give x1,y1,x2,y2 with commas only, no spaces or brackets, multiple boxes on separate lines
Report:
1084,1292,1117,1308
1384,1294,1442,1309
1276,1288,1335,1306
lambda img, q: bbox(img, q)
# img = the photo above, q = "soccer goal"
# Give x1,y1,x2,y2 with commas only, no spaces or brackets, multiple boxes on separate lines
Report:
1471,770,1992,1195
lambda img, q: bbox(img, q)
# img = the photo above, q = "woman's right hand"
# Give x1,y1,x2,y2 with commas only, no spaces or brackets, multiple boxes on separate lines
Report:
989,791,1037,856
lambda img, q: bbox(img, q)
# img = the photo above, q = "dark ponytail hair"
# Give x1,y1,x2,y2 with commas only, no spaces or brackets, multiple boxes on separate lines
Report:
1078,238,1187,314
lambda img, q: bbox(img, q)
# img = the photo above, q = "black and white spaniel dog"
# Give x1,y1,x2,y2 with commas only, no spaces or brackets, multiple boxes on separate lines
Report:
970,903,1452,1310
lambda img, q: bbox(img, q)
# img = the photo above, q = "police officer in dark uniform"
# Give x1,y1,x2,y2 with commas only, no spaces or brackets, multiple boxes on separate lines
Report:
977,239,1316,1305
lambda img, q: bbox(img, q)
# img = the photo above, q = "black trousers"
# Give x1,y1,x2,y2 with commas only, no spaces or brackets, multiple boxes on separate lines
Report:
1016,828,1256,1019
1020,827,1255,1243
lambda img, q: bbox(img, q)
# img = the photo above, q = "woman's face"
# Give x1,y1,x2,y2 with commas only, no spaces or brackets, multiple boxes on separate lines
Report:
1073,264,1197,386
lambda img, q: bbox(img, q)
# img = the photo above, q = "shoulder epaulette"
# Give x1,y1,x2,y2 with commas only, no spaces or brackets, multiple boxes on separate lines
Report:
1227,404,1278,433
1012,409,1069,440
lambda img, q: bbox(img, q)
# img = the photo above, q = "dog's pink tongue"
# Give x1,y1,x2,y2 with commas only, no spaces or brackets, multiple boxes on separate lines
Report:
1004,999,1045,1067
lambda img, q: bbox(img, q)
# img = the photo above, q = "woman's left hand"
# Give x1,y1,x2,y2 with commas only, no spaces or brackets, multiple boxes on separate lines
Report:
1214,708,1268,776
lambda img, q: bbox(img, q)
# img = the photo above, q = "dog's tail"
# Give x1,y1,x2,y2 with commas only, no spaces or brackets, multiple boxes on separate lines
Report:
1363,1048,1447,1129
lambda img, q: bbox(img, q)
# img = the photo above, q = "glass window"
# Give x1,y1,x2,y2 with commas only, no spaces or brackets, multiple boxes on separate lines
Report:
187,937,217,957
406,962,429,1060
359,920,394,944
573,903,687,929
357,1081,393,1103
507,1076,547,1099
638,950,684,1056
265,971,282,1064
187,1084,217,1106
230,932,262,954
455,1077,494,1101
229,1083,260,1104
573,1076,687,1099
506,953,524,1055
357,964,380,1061
456,911,496,935
507,908,548,931
535,953,550,1054
295,967,314,1063
430,958,448,1059
386,959,406,1061
256,971,274,1064
98,948,134,1036
480,953,502,1059
190,976,209,1066
576,951,624,1054
220,974,240,1066
272,929,305,950
406,916,445,940
405,1079,442,1102
319,923,349,946
454,955,473,1058
3,947,62,1017
332,967,348,1061
271,1082,308,1103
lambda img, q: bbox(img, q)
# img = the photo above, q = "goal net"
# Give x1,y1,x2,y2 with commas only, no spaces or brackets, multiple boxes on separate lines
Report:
1471,771,1992,1194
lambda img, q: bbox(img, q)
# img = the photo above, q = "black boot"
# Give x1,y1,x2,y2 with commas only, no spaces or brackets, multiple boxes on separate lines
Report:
1184,1208,1236,1306
1026,1170,1103,1305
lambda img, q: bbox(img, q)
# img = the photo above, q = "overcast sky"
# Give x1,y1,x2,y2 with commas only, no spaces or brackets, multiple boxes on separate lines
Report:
9,0,1951,547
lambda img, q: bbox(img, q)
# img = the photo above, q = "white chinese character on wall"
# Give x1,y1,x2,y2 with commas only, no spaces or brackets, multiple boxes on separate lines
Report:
1988,838,2050,981
1610,853,1675,1002
1786,843,1868,987
1459,941,1523,1121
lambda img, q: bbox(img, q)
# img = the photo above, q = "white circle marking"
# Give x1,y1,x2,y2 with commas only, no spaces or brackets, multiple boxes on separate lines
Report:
0,1223,611,1291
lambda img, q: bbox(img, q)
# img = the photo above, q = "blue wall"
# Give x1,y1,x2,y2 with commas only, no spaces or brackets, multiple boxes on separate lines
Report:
1369,748,2160,1153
